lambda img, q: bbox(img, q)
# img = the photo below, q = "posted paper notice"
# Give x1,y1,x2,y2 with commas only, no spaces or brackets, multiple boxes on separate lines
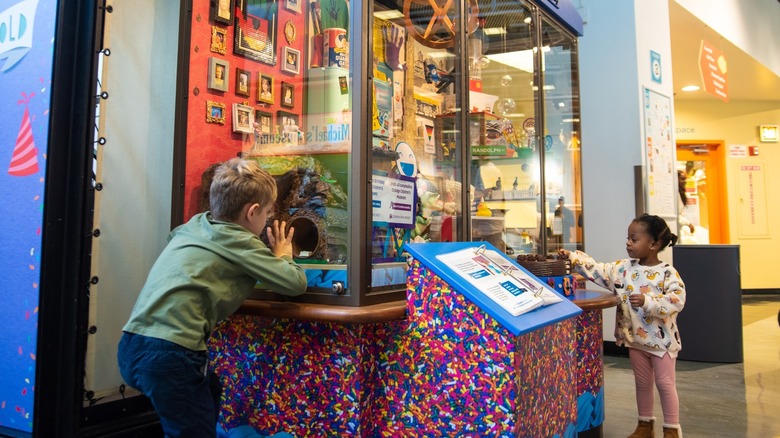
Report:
436,248,560,316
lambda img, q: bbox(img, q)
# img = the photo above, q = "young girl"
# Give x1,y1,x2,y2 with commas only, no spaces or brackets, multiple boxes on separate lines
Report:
559,214,685,438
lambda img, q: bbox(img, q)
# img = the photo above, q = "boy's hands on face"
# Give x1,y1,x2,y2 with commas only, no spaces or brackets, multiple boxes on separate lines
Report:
266,220,295,258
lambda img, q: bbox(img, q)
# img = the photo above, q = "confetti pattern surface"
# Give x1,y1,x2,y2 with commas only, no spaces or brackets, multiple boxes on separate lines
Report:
0,0,57,432
575,310,606,432
209,260,580,437
210,315,406,436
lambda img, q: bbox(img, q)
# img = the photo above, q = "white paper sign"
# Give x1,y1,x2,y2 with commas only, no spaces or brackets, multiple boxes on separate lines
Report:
372,173,416,228
435,248,560,316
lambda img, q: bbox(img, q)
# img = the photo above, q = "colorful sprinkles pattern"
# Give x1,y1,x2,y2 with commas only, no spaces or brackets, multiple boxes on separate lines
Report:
575,309,606,431
209,315,406,436
209,260,579,436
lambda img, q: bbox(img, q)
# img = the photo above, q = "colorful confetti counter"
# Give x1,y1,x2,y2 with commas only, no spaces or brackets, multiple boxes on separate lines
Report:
209,260,578,437
575,310,606,432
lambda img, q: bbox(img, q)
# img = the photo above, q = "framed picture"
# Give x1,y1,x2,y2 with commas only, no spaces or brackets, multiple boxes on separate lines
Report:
283,20,297,44
206,100,226,124
759,125,778,142
210,0,235,25
234,0,278,66
208,57,229,92
255,110,273,135
235,68,251,97
210,26,227,54
232,103,254,134
280,82,294,108
284,0,302,14
282,46,300,74
277,110,301,142
257,73,274,104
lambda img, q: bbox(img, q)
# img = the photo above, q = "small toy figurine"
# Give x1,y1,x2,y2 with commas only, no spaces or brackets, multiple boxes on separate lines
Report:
476,198,492,217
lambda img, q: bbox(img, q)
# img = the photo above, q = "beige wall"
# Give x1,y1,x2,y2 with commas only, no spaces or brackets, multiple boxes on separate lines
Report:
675,102,780,290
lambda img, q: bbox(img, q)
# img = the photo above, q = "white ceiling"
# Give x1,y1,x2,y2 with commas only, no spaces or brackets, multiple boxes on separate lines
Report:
669,1,780,105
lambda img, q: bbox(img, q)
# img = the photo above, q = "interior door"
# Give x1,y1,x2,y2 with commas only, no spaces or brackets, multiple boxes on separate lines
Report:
676,141,728,244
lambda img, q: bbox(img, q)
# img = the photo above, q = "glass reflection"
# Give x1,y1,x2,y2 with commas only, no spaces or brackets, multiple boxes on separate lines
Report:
371,0,467,289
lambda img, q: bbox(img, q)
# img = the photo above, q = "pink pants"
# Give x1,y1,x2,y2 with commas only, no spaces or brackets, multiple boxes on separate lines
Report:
629,348,680,424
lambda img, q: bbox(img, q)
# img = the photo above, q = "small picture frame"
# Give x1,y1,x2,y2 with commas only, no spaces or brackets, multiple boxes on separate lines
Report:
235,68,250,97
234,0,278,66
206,100,226,125
759,125,778,143
255,110,273,135
211,0,235,25
257,73,274,104
285,0,302,13
280,82,294,108
208,57,229,92
232,103,254,134
283,20,297,44
210,26,227,54
277,111,298,125
277,110,301,143
282,46,301,75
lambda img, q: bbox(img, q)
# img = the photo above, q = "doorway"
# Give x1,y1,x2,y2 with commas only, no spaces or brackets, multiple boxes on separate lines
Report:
676,140,728,244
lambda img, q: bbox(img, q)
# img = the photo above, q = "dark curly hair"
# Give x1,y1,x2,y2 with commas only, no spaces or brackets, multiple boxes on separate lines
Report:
633,214,678,250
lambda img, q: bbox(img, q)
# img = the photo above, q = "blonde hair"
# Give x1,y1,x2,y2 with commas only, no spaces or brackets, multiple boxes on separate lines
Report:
209,158,277,221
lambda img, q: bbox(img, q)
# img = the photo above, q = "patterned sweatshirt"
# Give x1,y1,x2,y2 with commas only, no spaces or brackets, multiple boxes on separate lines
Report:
567,251,686,358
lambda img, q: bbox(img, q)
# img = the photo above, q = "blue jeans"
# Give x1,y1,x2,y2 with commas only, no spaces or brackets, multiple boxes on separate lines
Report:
118,332,221,437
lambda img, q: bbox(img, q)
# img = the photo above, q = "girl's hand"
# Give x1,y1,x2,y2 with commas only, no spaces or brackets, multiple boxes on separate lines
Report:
266,220,295,258
628,293,646,308
558,249,571,258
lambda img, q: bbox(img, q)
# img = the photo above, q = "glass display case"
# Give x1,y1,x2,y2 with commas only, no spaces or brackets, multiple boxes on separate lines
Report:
173,0,582,306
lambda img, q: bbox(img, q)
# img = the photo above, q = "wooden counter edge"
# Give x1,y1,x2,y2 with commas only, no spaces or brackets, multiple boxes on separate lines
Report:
237,288,614,323
572,289,620,311
237,299,408,324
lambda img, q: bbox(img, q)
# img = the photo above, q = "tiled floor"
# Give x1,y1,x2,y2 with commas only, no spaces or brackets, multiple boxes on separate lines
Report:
602,294,780,438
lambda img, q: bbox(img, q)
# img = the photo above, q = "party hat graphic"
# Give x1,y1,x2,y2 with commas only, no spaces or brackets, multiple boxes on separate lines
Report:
8,93,39,177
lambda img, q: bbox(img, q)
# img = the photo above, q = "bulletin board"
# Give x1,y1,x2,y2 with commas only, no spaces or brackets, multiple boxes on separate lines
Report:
642,87,676,218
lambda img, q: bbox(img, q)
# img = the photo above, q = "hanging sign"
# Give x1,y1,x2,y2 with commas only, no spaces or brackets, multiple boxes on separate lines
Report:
699,40,728,102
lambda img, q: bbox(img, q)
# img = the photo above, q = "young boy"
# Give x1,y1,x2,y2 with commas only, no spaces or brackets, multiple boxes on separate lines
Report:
117,158,307,437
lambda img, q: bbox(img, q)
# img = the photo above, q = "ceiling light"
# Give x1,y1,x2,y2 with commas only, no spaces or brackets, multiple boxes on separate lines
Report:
374,10,404,20
483,27,507,36
486,50,534,73
681,85,700,92
427,51,454,59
